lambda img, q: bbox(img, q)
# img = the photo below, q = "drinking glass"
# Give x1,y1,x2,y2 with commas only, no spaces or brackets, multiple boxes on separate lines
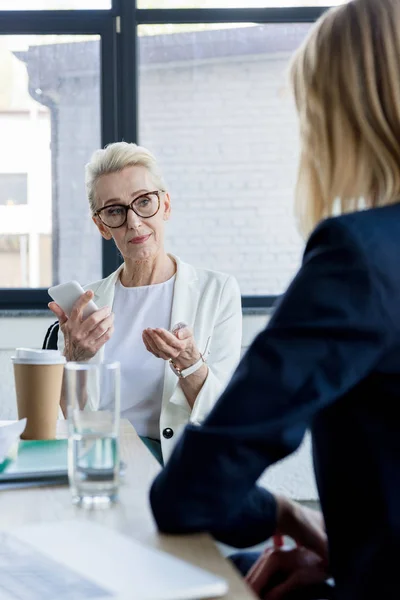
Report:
64,361,120,508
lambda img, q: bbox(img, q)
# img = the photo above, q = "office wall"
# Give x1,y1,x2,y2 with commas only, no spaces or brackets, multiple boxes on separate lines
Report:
0,313,317,501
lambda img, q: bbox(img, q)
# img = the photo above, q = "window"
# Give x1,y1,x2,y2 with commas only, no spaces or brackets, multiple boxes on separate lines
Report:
0,2,334,307
0,174,27,206
0,35,102,289
139,23,311,295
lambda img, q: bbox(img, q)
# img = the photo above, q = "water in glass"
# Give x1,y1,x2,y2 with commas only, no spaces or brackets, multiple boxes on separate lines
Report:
65,362,120,508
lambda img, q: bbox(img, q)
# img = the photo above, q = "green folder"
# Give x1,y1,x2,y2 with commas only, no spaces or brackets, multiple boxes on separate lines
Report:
0,439,68,486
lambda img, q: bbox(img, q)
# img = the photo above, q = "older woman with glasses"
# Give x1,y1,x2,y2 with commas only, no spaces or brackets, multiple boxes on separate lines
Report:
48,142,242,464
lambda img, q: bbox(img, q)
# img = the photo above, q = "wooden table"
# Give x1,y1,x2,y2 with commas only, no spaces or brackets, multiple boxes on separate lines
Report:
0,420,255,600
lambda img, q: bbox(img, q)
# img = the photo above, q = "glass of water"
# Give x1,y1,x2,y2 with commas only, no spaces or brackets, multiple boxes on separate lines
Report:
64,361,120,508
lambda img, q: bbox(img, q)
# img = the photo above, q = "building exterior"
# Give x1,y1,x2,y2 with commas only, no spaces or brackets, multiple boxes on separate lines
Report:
0,40,51,288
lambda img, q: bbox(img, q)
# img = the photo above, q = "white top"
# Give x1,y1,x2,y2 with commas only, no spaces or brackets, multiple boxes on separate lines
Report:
104,275,175,439
58,255,242,462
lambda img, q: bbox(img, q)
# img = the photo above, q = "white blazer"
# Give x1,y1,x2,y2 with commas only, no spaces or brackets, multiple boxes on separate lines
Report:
58,255,242,461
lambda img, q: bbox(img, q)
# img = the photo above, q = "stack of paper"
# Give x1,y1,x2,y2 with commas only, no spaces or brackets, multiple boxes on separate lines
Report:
0,420,27,465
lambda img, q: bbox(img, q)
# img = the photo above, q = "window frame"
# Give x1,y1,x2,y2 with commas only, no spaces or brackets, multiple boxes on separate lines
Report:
0,1,330,311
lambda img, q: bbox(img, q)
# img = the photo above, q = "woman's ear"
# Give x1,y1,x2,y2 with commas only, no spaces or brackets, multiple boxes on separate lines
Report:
163,192,171,221
92,215,113,240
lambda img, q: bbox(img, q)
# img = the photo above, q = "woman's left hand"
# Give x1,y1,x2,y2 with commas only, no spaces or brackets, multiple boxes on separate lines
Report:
142,326,201,369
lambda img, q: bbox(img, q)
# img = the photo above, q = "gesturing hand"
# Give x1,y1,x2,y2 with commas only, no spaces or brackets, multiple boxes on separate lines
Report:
49,290,114,362
142,325,201,370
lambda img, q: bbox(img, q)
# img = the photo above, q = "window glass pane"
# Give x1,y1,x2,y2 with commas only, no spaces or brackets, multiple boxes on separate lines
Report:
138,1,348,8
0,0,110,9
0,35,101,288
0,174,27,206
139,23,311,296
0,235,29,287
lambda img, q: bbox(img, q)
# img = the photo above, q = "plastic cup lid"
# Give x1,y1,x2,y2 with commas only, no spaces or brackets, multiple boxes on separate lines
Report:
11,348,66,365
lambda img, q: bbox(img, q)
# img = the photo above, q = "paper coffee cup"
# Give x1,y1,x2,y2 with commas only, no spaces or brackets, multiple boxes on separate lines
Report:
12,349,66,440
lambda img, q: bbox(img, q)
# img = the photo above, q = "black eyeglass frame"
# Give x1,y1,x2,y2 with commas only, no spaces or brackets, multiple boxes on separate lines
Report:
94,190,162,228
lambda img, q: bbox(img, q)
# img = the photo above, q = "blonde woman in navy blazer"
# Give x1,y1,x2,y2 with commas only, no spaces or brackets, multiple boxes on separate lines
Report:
151,1,400,598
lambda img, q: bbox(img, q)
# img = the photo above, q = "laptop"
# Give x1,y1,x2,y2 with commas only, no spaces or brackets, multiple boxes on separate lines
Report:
0,520,228,600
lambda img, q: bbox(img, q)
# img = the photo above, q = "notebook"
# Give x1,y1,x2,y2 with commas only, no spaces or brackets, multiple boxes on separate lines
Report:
0,520,229,600
0,439,69,485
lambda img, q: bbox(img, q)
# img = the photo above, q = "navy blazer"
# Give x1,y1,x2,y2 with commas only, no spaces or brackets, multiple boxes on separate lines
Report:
150,204,400,600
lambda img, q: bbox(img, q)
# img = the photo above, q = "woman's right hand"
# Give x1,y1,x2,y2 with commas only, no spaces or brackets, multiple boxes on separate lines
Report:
245,546,330,600
48,290,114,362
275,496,328,562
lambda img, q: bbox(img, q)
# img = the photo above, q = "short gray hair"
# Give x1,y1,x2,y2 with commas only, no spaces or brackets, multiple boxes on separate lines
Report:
85,141,167,214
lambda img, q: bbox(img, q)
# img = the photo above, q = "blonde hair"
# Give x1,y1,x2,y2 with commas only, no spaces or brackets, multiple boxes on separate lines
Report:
291,0,400,238
85,142,167,214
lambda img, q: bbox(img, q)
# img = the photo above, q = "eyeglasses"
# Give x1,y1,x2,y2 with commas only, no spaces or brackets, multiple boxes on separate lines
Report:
95,190,161,228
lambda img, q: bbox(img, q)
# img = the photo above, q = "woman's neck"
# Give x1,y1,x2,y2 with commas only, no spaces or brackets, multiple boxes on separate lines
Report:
120,252,176,287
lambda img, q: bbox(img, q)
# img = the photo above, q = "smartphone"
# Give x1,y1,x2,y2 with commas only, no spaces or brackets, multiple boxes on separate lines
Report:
48,281,98,319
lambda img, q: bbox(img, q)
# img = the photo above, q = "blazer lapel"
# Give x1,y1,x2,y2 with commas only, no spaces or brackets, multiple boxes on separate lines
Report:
91,264,123,362
162,255,200,410
92,265,123,309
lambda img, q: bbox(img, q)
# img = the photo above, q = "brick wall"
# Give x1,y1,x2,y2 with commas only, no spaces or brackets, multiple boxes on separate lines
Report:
140,50,304,294
56,66,102,285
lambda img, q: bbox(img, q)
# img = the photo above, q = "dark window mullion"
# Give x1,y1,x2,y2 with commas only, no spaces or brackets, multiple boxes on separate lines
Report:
0,289,50,311
135,6,328,25
119,0,139,143
101,16,122,278
0,11,114,34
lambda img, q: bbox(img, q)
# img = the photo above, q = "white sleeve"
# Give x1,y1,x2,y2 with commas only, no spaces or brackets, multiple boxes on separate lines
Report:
170,275,243,425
